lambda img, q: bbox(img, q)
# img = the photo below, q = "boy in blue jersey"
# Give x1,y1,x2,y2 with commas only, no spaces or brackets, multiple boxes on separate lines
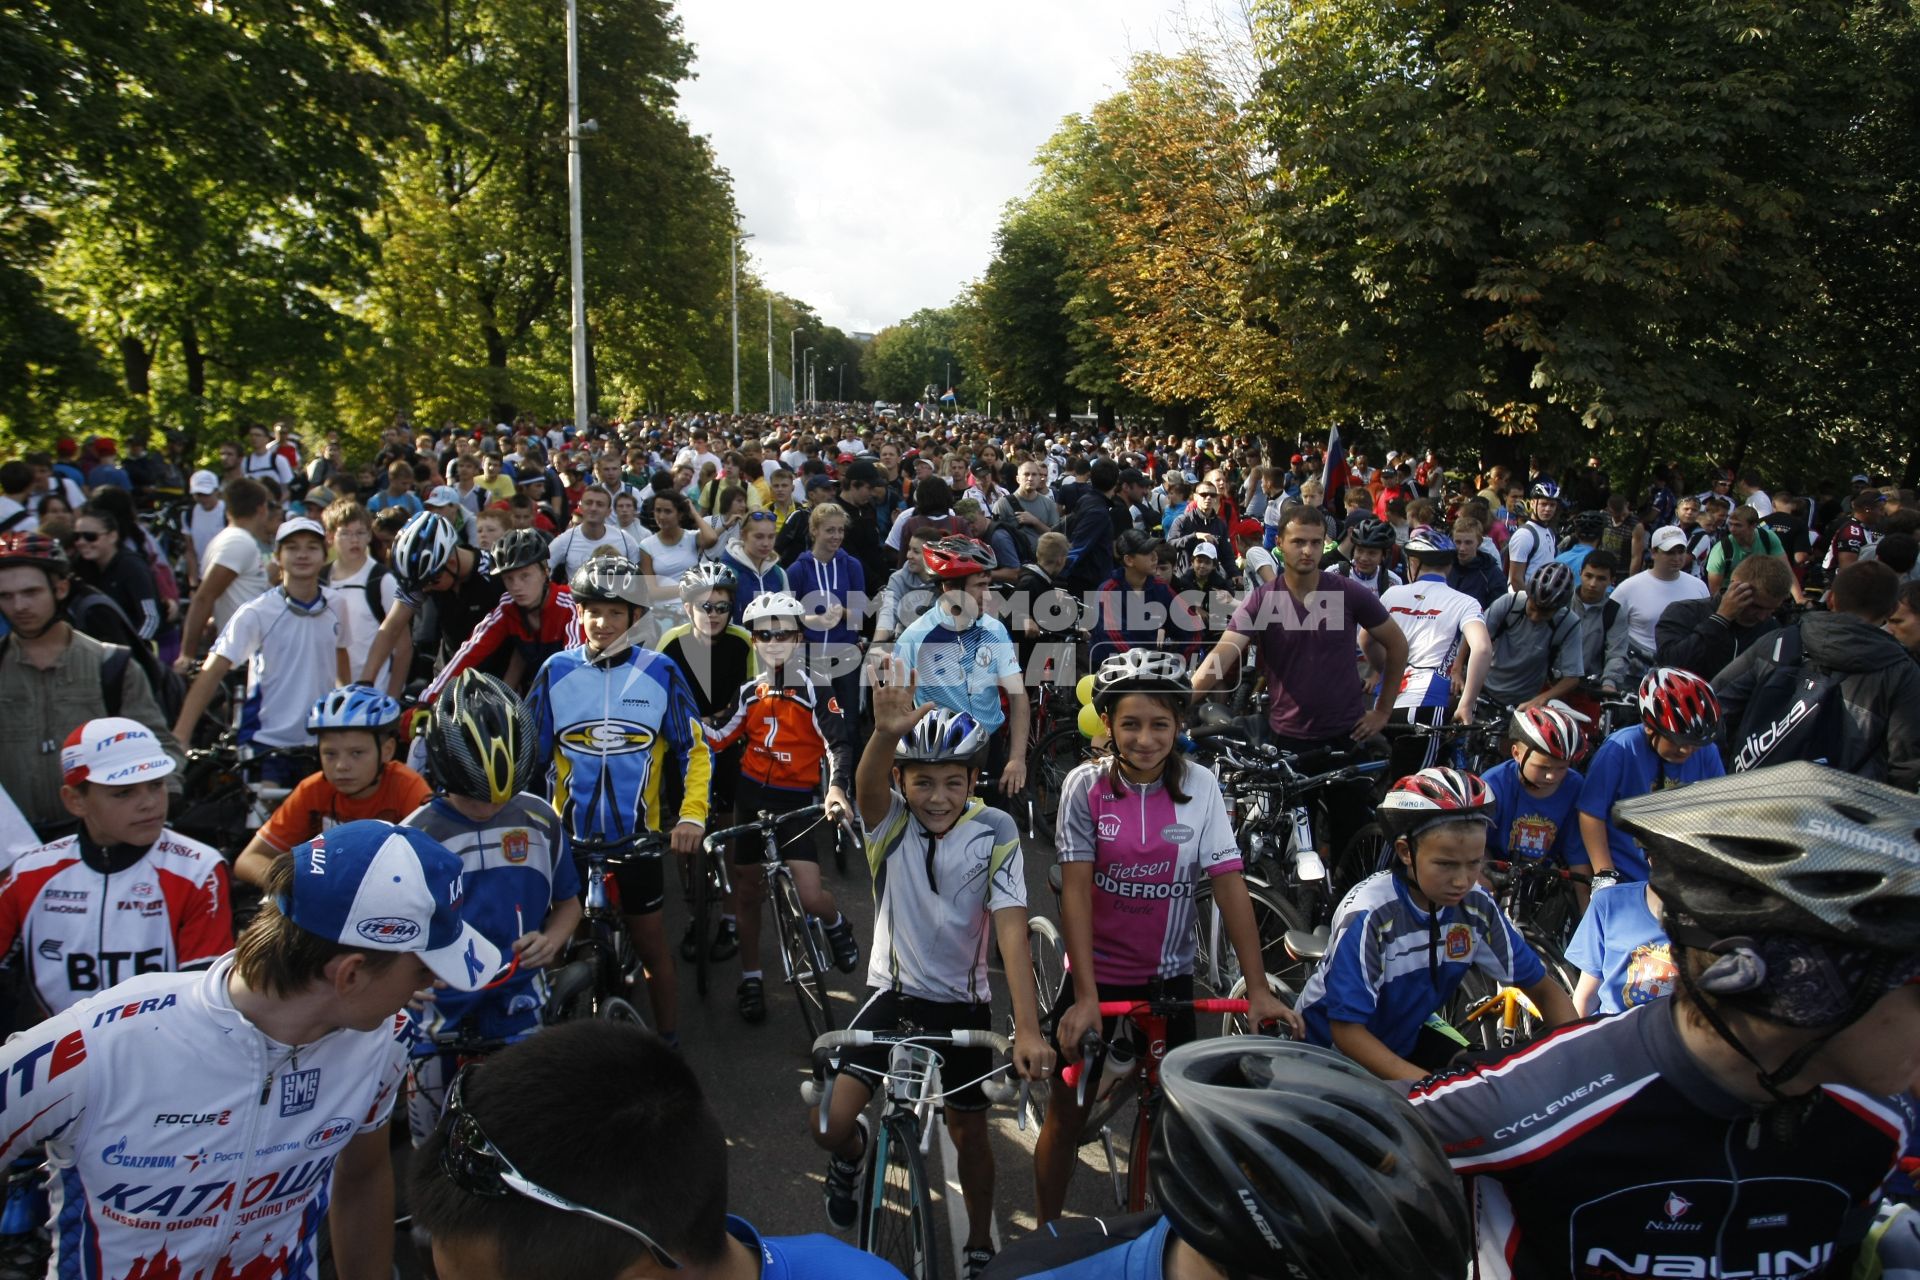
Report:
402,670,581,1145
527,556,711,1047
1482,704,1590,875
1294,768,1575,1081
1567,867,1675,1017
414,1019,910,1280
1576,666,1724,888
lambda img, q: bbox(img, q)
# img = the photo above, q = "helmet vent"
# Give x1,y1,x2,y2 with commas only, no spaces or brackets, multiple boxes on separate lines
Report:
1826,801,1877,826
1709,836,1801,866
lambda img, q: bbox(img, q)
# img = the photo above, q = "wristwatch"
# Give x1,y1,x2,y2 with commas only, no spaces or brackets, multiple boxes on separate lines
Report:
1590,869,1622,889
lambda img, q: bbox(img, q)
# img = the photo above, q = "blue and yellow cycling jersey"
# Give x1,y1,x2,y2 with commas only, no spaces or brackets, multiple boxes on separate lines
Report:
527,643,713,843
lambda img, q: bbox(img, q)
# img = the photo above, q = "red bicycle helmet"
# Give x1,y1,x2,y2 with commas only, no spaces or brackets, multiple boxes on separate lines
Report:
0,531,70,577
923,536,996,579
1376,767,1495,842
1509,705,1587,763
1636,666,1722,746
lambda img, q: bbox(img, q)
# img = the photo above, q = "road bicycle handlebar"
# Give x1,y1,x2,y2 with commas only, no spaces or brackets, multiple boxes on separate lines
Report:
1059,998,1256,1096
804,1028,1019,1125
1487,857,1592,886
571,830,671,863
702,803,840,851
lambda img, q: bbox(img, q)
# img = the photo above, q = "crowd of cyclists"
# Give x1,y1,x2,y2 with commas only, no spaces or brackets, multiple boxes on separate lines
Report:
0,411,1915,1280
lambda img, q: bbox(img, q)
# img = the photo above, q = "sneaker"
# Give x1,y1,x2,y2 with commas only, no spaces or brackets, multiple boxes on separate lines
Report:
823,1114,867,1230
678,920,702,962
823,916,860,974
963,1248,996,1280
709,918,740,961
737,977,767,1024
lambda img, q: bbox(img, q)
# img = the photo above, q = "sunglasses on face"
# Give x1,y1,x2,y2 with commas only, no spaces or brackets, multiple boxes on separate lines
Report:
72,531,105,542
753,629,800,642
441,1068,680,1268
693,602,732,616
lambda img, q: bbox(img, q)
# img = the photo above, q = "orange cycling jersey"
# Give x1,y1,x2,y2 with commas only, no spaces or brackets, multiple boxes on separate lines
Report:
709,666,853,793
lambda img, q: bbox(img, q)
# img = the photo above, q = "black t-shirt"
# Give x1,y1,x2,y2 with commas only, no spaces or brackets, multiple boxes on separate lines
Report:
79,548,158,639
1761,510,1810,561
658,625,754,721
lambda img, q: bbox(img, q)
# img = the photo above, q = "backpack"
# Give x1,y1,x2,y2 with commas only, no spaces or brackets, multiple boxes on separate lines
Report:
321,560,391,626
64,584,185,723
991,496,1040,566
1729,627,1850,773
1487,590,1578,661
0,507,30,533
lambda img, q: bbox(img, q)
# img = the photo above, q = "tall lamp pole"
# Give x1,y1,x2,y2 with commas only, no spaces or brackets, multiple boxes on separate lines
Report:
565,0,590,434
789,328,804,416
766,298,775,414
803,348,815,413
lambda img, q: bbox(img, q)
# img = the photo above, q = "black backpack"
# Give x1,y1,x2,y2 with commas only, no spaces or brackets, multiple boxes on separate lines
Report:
1729,627,1850,773
992,496,1041,566
321,559,391,625
63,583,185,723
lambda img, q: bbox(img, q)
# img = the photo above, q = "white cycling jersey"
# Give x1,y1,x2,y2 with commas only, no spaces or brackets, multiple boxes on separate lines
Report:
0,956,409,1280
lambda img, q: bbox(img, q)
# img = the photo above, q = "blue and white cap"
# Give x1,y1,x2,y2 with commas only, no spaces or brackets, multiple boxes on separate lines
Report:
283,820,502,992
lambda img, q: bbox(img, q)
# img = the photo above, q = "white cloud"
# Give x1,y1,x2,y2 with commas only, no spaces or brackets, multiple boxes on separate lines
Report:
673,0,1192,334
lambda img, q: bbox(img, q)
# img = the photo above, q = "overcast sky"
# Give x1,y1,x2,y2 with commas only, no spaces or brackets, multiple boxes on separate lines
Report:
674,0,1196,335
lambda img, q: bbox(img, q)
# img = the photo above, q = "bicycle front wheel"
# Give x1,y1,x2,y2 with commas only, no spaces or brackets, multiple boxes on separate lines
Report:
773,872,835,1042
1027,727,1090,839
595,995,648,1025
692,847,714,999
860,1113,938,1280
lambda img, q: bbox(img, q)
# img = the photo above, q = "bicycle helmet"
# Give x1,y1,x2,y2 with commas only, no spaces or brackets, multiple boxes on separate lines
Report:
424,670,538,805
922,536,996,579
1403,525,1454,558
1529,479,1561,501
1636,666,1721,745
1509,704,1586,763
1346,516,1394,550
0,529,71,577
740,591,804,627
1572,509,1607,541
486,528,549,578
1152,1039,1470,1280
1526,560,1575,610
391,511,459,593
308,686,403,734
569,555,648,608
895,707,989,765
1376,767,1495,843
1091,649,1190,715
678,560,738,600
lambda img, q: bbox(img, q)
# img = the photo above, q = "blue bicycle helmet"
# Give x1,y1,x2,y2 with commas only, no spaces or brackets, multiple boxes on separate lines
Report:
1404,525,1455,557
308,685,403,734
896,708,989,765
391,511,459,593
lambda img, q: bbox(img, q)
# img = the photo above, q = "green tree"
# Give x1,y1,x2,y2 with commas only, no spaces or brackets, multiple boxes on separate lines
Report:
864,307,965,407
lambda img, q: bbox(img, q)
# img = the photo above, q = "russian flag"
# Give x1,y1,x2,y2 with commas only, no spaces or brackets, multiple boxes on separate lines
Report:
1320,425,1349,504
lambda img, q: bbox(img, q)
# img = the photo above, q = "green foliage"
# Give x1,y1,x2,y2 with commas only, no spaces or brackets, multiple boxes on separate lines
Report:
864,308,965,407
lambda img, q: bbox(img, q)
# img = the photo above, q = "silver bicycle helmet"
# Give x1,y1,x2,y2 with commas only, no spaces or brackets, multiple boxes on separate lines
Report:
1152,1038,1470,1280
1527,560,1576,610
678,560,738,600
569,555,649,609
896,707,989,765
1090,649,1190,715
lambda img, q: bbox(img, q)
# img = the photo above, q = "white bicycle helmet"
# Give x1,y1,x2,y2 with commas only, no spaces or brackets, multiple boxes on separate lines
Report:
1508,704,1587,763
741,592,805,627
1091,649,1190,714
391,511,458,593
896,707,989,765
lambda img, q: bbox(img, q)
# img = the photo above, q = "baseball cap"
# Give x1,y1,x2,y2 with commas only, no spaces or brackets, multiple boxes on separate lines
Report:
280,821,501,992
275,516,327,546
189,469,221,496
517,472,547,488
1651,526,1688,552
61,718,177,788
805,474,837,493
1851,474,1871,485
1192,541,1220,561
425,485,462,508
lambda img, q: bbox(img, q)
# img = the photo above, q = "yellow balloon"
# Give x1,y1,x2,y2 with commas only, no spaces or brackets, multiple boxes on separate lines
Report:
1077,702,1106,739
1076,674,1096,706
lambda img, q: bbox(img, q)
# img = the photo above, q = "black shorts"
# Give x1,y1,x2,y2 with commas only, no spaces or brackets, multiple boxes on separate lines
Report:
731,778,820,868
1046,974,1196,1059
828,988,996,1112
596,845,664,917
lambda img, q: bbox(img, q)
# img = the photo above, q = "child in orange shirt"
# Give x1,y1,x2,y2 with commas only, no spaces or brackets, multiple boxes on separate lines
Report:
233,687,430,888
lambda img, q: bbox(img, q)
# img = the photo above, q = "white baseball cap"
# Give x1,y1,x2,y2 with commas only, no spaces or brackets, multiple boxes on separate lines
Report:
189,470,221,496
425,485,462,508
61,718,176,788
1650,526,1688,552
1192,541,1220,561
275,516,327,546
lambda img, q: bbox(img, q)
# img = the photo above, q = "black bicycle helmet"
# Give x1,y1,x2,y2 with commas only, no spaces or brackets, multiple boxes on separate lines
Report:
1527,560,1576,610
487,528,549,578
1152,1038,1470,1280
424,670,539,805
1091,649,1190,715
1572,509,1607,541
1347,516,1394,550
1620,763,1920,953
569,555,649,608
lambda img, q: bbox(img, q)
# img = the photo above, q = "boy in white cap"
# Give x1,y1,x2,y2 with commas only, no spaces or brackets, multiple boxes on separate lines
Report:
0,717,230,1017
181,468,227,584
172,517,351,779
0,818,501,1280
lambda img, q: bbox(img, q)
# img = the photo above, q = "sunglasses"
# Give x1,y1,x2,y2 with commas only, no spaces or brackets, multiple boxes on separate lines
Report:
441,1068,680,1268
745,511,779,523
71,531,104,542
693,602,732,616
752,628,800,642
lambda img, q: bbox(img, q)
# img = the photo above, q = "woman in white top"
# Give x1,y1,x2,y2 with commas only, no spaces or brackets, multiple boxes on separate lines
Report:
638,490,719,601
703,484,749,563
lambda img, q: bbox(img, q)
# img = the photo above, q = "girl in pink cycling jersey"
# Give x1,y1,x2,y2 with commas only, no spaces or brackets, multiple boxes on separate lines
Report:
1032,649,1301,1224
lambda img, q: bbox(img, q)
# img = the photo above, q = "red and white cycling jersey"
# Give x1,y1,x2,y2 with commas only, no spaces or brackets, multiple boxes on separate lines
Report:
0,828,231,1015
0,957,410,1280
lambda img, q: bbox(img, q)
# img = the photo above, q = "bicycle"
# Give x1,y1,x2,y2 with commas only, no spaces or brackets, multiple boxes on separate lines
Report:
174,735,311,926
1022,715,1094,840
1055,996,1267,1214
701,803,862,1044
803,1027,1019,1280
544,831,661,1026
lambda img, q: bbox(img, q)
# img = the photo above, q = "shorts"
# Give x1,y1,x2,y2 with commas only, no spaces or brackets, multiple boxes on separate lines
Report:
592,843,663,916
829,988,996,1112
1046,973,1196,1059
731,777,820,868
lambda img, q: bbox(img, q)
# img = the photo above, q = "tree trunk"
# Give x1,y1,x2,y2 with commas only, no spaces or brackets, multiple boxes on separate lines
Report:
120,335,152,398
1726,416,1758,477
1626,421,1659,503
482,323,516,425
180,317,205,399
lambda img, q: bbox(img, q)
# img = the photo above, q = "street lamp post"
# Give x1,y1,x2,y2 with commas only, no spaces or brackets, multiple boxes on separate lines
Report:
564,0,590,434
766,298,775,415
788,328,804,416
803,348,815,412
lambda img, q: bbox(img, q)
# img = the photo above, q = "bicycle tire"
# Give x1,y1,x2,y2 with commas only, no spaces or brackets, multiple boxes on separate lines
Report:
1219,973,1299,1038
1017,916,1067,1132
1123,1085,1155,1213
1027,726,1091,839
1192,878,1309,999
859,1112,938,1280
1335,820,1393,890
773,872,835,1042
692,845,713,999
595,995,647,1025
